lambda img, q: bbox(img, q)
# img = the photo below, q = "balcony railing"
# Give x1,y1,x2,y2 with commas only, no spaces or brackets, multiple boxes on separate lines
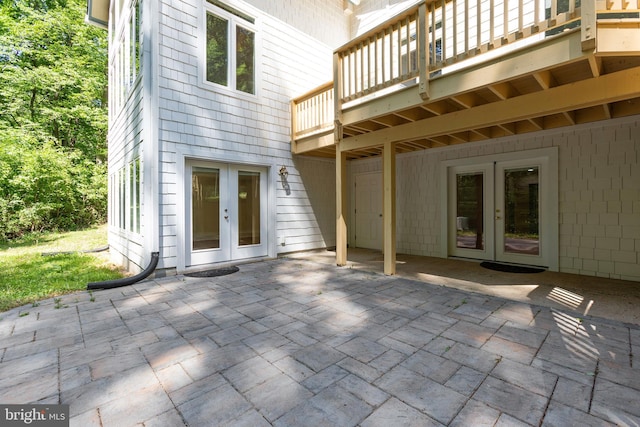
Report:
290,82,334,143
291,0,638,147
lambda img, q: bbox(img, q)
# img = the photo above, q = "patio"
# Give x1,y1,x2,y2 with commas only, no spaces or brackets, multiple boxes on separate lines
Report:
0,254,638,426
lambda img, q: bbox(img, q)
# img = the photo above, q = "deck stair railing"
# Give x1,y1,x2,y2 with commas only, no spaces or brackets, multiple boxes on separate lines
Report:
291,0,637,146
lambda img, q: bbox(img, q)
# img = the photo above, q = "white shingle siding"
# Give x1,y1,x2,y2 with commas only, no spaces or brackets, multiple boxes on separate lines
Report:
349,115,640,281
244,0,349,49
153,0,345,270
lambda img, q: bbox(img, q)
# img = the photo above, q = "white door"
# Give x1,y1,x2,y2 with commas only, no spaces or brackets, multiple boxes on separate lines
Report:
187,161,267,267
448,154,553,268
354,172,383,250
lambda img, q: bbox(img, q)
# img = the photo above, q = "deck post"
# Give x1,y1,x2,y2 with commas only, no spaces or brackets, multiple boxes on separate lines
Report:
581,0,596,51
334,51,348,267
418,1,430,100
336,146,347,267
383,140,396,275
290,99,297,154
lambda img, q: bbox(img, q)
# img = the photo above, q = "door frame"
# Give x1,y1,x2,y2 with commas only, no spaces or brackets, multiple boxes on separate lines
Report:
180,157,272,271
440,147,558,271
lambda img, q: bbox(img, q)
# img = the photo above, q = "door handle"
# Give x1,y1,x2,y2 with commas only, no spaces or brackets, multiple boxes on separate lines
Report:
224,216,229,220
496,216,501,220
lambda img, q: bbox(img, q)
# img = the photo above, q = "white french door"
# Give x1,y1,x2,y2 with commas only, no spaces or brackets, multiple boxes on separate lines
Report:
187,161,267,267
446,150,557,268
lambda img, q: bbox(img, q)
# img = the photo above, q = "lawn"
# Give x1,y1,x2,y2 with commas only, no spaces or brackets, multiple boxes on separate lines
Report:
0,224,125,312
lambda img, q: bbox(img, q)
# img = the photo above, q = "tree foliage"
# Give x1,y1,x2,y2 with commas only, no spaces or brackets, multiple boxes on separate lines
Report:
0,0,108,239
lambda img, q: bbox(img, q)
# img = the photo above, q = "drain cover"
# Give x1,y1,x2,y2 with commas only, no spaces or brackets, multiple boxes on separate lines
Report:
185,266,239,277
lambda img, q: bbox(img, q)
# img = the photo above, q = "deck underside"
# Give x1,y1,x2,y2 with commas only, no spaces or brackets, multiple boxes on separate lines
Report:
297,30,640,160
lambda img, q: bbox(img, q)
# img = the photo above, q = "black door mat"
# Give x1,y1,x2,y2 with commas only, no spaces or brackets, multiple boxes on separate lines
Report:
185,266,239,277
480,261,545,274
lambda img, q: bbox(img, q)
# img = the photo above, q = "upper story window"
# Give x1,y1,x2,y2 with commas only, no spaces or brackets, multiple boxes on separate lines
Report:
109,0,142,118
204,0,256,95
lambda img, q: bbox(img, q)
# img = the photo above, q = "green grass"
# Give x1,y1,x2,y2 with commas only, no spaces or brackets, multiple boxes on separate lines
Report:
0,224,125,312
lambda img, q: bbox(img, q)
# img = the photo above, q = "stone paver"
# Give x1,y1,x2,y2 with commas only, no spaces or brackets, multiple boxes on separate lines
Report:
1,257,639,426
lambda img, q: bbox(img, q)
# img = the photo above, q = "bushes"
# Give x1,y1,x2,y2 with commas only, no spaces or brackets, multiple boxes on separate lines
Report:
0,136,107,240
0,0,108,241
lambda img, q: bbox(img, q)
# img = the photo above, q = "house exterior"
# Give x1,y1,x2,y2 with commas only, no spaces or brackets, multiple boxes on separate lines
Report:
87,0,640,283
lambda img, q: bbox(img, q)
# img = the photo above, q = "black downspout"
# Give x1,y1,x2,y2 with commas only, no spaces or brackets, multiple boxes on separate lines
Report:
87,252,159,290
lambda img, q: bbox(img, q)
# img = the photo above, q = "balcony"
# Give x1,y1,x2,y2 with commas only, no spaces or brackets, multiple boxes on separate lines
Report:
291,0,640,159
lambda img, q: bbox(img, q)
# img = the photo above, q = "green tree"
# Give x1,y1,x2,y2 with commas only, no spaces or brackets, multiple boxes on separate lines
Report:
0,0,108,239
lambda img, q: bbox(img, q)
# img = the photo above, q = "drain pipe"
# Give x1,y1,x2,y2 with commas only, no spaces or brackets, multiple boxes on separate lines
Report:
87,252,159,290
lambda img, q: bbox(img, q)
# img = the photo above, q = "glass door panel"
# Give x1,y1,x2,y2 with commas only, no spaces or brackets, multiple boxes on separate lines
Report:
238,171,260,246
192,167,220,250
495,157,549,267
448,163,494,260
503,167,539,255
456,173,484,251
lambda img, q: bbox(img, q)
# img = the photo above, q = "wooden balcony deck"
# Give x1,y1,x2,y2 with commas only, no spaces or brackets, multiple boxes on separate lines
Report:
291,0,640,159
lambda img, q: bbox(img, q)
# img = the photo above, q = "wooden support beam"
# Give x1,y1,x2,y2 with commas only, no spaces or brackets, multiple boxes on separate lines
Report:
488,82,516,100
587,55,602,77
383,141,396,275
450,92,482,109
498,122,516,135
529,117,545,130
533,70,557,89
472,127,493,139
340,66,640,152
581,0,597,51
562,110,576,124
294,132,336,154
336,145,348,267
418,2,429,100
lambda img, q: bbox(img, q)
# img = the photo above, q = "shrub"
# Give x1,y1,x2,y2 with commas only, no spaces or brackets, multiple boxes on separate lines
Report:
0,137,106,240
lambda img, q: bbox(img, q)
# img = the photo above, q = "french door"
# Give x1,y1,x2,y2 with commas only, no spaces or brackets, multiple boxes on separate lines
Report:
187,161,267,267
447,153,555,268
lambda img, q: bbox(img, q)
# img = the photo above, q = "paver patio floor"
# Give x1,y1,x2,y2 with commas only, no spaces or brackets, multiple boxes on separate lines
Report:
1,257,639,426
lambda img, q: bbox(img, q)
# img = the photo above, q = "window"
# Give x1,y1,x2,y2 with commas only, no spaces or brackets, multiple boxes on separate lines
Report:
111,158,142,234
204,0,256,95
129,158,141,234
109,0,142,117
130,0,142,85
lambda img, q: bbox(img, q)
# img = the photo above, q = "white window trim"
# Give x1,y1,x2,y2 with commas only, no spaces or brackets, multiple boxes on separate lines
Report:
109,0,142,120
200,0,260,100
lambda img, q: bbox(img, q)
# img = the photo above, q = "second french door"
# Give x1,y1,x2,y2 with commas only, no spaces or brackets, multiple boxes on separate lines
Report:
187,161,267,267
447,151,556,268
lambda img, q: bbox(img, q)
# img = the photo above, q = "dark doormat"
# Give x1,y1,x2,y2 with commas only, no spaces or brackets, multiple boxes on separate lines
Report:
480,261,545,274
185,266,239,278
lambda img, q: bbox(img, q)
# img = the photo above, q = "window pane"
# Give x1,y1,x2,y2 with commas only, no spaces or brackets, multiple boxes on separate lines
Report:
119,168,126,230
206,13,228,86
135,158,141,234
192,168,220,250
236,26,254,94
129,161,135,231
238,171,260,246
504,167,539,255
456,173,484,250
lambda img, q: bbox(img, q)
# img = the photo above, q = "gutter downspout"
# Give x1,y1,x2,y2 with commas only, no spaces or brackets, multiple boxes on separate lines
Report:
87,252,159,290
